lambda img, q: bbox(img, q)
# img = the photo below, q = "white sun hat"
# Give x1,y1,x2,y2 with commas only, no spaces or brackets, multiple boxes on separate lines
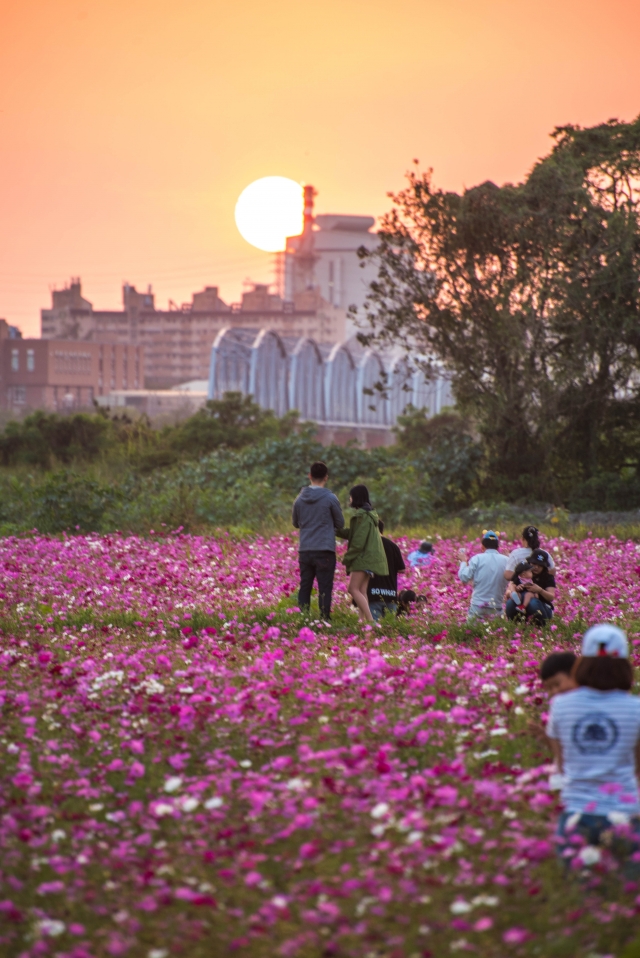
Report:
581,623,629,659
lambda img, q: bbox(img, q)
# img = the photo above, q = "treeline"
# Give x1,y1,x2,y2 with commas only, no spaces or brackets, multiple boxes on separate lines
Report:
0,394,639,536
0,397,481,534
357,116,640,506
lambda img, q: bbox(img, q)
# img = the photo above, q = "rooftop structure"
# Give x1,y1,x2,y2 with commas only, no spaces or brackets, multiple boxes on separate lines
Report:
41,279,346,389
284,188,379,338
0,318,23,340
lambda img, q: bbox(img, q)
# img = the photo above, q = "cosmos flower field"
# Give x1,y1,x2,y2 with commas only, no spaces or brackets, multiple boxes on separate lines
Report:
2,531,640,958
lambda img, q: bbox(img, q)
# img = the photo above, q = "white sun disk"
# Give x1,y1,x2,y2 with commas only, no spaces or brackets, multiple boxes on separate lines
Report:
235,177,304,253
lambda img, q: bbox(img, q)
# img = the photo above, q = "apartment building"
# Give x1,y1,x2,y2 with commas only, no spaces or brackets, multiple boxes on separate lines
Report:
41,280,346,388
0,338,143,413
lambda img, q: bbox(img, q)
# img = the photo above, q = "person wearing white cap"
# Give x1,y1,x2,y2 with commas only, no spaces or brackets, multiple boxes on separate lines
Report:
546,624,640,874
457,530,508,622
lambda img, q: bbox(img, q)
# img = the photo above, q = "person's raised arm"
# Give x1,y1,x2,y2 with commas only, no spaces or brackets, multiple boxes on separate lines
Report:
458,549,475,584
504,569,515,581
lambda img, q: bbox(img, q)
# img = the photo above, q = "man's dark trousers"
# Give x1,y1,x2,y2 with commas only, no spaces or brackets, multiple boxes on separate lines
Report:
298,550,336,620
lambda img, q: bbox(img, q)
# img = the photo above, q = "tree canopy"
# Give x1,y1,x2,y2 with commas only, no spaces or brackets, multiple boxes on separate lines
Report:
357,116,640,501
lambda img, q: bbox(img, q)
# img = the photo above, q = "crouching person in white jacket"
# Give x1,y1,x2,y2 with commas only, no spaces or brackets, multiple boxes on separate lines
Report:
458,530,508,622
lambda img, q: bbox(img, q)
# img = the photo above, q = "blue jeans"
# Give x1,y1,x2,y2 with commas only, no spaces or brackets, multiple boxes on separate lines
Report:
369,600,397,622
556,811,640,879
505,596,553,624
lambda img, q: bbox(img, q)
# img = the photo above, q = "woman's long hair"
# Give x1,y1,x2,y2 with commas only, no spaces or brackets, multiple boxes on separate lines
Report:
522,525,540,550
350,484,372,511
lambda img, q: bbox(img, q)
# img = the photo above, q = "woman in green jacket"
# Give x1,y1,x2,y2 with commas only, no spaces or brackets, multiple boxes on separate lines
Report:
339,484,388,622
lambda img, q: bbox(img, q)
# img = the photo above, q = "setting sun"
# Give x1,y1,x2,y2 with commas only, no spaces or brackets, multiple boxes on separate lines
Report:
234,176,304,253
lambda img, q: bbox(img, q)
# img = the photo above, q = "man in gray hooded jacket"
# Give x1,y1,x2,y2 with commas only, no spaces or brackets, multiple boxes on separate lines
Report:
292,461,344,620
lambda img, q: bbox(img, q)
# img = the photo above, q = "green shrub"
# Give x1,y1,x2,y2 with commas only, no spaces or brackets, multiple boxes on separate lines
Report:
359,463,434,526
0,410,111,469
567,473,640,512
30,472,124,533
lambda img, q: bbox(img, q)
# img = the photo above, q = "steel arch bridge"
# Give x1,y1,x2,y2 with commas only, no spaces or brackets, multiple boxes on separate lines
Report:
208,327,453,428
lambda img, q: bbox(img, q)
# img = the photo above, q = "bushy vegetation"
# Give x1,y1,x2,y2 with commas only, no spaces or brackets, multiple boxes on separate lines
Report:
0,398,485,534
1,393,639,537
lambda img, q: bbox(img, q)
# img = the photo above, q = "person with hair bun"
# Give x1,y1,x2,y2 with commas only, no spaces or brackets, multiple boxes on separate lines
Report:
546,624,640,873
504,525,555,582
337,485,388,623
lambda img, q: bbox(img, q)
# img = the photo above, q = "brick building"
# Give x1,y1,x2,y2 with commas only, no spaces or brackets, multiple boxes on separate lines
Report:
0,338,143,413
41,280,346,389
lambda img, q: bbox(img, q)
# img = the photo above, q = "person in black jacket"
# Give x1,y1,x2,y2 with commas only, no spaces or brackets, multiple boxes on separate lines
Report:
367,521,406,621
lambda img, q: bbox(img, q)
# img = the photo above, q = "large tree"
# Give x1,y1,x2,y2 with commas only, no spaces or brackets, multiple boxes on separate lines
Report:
357,117,640,500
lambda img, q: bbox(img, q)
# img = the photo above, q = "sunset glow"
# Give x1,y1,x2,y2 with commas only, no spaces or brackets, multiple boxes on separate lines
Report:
1,0,639,333
235,177,304,252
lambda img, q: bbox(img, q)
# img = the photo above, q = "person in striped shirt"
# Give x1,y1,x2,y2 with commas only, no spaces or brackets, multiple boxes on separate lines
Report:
547,624,640,875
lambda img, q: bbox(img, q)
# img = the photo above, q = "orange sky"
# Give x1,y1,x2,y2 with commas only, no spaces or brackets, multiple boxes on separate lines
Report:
1,0,639,336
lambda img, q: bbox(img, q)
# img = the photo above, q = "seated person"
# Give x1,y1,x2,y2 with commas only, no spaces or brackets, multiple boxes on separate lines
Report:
505,550,556,625
505,560,535,615
407,540,434,569
540,651,577,696
538,651,578,790
547,624,640,876
397,589,427,617
367,520,406,621
504,525,556,581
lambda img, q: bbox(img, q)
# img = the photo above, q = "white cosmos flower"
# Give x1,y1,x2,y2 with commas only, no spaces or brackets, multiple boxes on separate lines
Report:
450,900,472,914
578,845,601,866
163,776,183,793
36,919,66,937
607,811,630,826
370,802,389,819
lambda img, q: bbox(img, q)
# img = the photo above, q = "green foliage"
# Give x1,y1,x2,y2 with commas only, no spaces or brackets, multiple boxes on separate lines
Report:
0,410,111,469
621,934,640,958
364,463,434,525
357,116,640,501
0,394,301,474
567,472,640,512
0,471,123,533
394,406,482,509
161,392,299,461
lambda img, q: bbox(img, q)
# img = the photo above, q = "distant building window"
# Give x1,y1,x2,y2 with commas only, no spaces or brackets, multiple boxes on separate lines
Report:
11,349,19,371
53,350,92,376
10,386,26,404
27,349,35,372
